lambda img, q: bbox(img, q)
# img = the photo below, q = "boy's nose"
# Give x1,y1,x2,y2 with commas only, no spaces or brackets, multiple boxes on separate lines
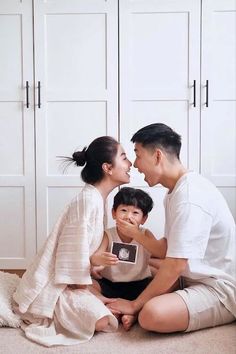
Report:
124,212,132,220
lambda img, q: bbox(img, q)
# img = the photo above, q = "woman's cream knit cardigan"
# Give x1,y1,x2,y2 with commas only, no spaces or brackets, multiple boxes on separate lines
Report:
13,184,105,318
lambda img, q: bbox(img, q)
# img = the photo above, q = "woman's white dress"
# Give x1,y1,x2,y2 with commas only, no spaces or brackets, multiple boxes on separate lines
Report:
13,184,118,346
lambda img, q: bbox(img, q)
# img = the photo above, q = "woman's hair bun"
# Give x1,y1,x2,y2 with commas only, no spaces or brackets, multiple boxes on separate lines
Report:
72,147,87,166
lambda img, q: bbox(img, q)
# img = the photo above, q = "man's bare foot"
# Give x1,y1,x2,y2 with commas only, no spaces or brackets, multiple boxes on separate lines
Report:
121,314,137,331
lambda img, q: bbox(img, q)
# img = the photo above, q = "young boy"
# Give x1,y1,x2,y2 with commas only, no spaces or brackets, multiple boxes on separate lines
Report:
90,187,164,330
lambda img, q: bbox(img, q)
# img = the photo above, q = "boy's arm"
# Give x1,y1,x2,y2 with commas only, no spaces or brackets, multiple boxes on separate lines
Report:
90,232,119,266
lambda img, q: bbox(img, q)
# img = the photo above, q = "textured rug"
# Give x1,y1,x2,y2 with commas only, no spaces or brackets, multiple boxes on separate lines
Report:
0,322,235,354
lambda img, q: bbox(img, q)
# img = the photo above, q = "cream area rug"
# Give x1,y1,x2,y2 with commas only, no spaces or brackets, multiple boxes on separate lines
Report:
0,322,235,354
0,270,235,353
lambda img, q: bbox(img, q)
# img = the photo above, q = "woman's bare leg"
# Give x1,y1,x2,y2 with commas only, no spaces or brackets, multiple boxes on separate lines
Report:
90,279,102,293
95,316,110,331
138,293,189,333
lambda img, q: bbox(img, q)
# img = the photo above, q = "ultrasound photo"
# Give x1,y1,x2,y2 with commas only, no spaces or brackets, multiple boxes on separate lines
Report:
111,242,138,264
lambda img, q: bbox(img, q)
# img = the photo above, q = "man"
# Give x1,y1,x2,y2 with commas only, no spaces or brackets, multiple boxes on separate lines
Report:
108,123,236,333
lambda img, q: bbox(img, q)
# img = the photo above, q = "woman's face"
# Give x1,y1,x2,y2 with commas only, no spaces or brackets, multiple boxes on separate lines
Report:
110,144,132,185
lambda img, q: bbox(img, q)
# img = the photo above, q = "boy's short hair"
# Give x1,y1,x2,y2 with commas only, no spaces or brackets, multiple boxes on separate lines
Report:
113,187,153,216
131,123,181,159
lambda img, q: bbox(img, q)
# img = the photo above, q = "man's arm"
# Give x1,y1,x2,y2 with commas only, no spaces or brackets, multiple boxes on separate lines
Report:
107,257,188,315
136,229,167,258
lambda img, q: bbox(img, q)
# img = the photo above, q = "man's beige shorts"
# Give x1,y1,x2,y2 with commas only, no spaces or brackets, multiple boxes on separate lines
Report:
176,282,235,332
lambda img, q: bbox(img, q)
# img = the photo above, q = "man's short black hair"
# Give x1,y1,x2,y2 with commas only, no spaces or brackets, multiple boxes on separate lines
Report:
131,123,182,159
113,187,153,216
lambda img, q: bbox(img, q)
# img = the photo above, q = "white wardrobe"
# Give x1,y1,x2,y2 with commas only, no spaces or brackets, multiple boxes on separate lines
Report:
0,0,235,268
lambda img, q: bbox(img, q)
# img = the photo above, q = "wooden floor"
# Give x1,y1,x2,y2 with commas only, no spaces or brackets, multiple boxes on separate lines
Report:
0,269,25,277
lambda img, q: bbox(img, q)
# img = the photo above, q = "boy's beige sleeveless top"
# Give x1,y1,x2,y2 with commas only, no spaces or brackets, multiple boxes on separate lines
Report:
101,226,152,282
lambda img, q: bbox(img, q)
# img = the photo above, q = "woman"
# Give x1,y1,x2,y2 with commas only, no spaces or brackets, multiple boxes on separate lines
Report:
13,136,132,346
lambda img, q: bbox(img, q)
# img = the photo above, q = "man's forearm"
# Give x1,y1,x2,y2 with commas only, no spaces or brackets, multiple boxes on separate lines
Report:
134,232,167,259
133,257,187,312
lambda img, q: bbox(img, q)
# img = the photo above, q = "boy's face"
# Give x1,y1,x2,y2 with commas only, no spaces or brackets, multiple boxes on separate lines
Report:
112,204,147,226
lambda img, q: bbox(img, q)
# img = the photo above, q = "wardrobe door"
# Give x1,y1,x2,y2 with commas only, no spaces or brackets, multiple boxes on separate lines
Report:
201,0,236,218
0,0,35,268
119,0,201,236
34,0,118,249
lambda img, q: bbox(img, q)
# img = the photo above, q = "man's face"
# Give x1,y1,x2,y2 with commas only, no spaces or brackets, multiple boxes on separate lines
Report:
133,143,158,187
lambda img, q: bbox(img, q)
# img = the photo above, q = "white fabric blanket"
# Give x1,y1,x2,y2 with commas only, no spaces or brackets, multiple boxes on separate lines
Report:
0,271,21,328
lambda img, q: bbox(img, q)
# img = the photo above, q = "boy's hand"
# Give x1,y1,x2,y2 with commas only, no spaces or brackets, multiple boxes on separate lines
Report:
91,265,104,279
93,252,119,266
116,218,141,240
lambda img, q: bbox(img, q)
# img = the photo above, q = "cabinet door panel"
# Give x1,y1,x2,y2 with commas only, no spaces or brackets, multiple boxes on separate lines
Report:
0,188,25,259
34,0,118,248
0,103,23,175
201,0,236,219
0,0,35,268
46,14,107,94
119,0,201,236
0,15,22,100
128,12,189,97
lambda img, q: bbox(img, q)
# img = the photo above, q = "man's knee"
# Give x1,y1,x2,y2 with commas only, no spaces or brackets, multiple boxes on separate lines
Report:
138,299,164,331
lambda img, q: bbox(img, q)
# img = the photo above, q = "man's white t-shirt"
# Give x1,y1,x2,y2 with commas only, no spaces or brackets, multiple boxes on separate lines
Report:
164,172,236,317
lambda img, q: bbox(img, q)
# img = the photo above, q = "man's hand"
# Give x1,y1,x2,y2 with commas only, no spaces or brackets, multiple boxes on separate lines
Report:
107,298,138,315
